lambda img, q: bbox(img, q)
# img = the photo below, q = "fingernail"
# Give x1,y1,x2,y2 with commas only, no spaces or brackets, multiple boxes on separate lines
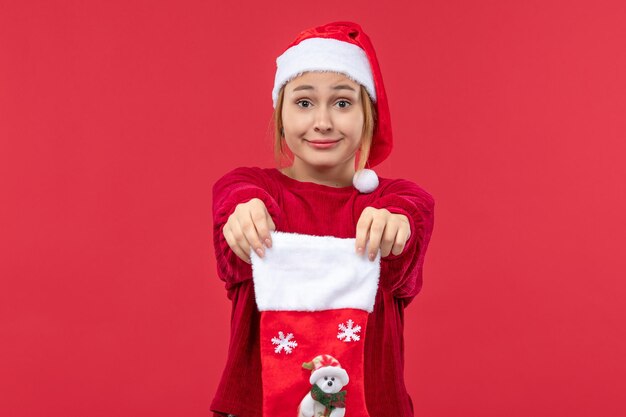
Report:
265,238,272,248
369,252,375,261
256,248,264,258
357,247,363,255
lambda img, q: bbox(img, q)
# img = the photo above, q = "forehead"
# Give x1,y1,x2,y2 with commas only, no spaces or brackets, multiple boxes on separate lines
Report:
285,71,360,91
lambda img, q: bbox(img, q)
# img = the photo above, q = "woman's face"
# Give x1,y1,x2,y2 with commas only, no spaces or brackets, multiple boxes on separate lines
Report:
281,71,364,171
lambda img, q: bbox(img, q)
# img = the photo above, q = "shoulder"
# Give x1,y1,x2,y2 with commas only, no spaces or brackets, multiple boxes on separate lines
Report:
211,166,286,209
213,166,280,188
216,165,273,180
375,176,435,212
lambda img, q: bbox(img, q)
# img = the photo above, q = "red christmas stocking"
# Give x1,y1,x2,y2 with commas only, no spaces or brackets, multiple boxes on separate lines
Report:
251,231,381,417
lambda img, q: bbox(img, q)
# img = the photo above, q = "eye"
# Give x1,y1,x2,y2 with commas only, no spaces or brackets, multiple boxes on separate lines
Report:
296,99,312,108
336,100,351,108
324,376,328,380
331,377,335,381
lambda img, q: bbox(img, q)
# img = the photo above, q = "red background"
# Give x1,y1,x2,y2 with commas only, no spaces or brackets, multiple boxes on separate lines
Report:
1,1,625,416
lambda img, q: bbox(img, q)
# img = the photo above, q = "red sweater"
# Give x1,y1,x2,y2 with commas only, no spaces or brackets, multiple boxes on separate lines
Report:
210,167,435,417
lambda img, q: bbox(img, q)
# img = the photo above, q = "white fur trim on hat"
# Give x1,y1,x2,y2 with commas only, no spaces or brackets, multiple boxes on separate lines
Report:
272,37,377,108
310,367,349,386
250,231,380,312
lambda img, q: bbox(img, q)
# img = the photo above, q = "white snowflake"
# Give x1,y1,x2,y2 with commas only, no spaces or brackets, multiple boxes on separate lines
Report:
337,319,362,342
271,331,298,354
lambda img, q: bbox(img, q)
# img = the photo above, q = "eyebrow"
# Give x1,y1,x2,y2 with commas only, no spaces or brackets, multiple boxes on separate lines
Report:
292,84,357,93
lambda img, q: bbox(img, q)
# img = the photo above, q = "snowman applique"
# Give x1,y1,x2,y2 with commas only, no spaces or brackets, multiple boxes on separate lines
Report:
298,354,349,417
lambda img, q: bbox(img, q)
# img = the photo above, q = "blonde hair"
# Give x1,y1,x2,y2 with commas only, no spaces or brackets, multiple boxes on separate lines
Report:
272,82,377,171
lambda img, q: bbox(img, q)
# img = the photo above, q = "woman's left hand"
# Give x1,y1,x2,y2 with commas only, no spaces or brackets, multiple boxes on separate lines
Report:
355,207,411,261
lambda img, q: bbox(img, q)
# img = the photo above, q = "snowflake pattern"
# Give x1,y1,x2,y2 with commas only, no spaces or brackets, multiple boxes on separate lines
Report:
337,319,362,342
271,331,298,354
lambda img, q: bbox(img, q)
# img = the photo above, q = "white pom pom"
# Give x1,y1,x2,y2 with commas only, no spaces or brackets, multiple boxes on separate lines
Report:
352,169,379,193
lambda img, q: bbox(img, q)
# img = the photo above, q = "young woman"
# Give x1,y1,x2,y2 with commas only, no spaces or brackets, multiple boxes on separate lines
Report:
211,21,435,417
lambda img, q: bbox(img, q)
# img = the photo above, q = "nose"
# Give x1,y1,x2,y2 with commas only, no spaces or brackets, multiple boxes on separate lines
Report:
314,106,332,133
327,381,333,387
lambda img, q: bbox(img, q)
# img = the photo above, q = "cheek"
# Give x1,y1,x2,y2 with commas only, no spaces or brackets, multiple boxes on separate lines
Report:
282,112,309,133
338,112,364,136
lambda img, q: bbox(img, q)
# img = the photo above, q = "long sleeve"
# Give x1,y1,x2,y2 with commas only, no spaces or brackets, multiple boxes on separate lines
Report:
211,167,430,416
211,166,284,296
366,178,435,303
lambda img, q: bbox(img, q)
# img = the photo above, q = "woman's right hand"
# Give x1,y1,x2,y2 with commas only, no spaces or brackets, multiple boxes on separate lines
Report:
222,198,276,264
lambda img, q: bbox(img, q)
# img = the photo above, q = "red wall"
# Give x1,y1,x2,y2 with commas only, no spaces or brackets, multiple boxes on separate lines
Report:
1,1,625,416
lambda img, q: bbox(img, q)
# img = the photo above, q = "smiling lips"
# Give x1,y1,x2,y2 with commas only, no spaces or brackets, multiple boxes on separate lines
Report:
306,139,341,149
307,139,340,143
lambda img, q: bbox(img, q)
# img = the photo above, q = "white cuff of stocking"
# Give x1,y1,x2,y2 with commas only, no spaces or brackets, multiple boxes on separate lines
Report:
250,231,381,313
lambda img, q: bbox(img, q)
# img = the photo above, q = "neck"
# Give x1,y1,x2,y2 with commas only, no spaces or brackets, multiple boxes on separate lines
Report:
283,158,355,188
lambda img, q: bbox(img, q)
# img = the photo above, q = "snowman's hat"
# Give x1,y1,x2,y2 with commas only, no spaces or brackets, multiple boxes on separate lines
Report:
302,354,349,386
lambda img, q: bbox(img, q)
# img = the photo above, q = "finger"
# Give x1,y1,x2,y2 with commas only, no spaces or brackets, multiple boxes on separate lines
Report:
260,200,276,233
230,217,253,262
355,207,374,255
249,201,273,249
391,222,411,256
265,213,276,247
224,223,251,264
367,215,387,261
380,220,399,257
239,209,266,259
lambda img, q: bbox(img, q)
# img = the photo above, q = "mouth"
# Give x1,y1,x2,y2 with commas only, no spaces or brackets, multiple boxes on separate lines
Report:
306,140,339,149
306,138,341,144
305,138,341,149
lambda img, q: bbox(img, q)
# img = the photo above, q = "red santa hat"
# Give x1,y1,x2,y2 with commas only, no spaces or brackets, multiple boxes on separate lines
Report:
272,21,392,193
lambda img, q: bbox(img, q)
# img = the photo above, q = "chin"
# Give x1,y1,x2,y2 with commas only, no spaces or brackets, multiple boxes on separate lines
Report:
303,159,341,169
